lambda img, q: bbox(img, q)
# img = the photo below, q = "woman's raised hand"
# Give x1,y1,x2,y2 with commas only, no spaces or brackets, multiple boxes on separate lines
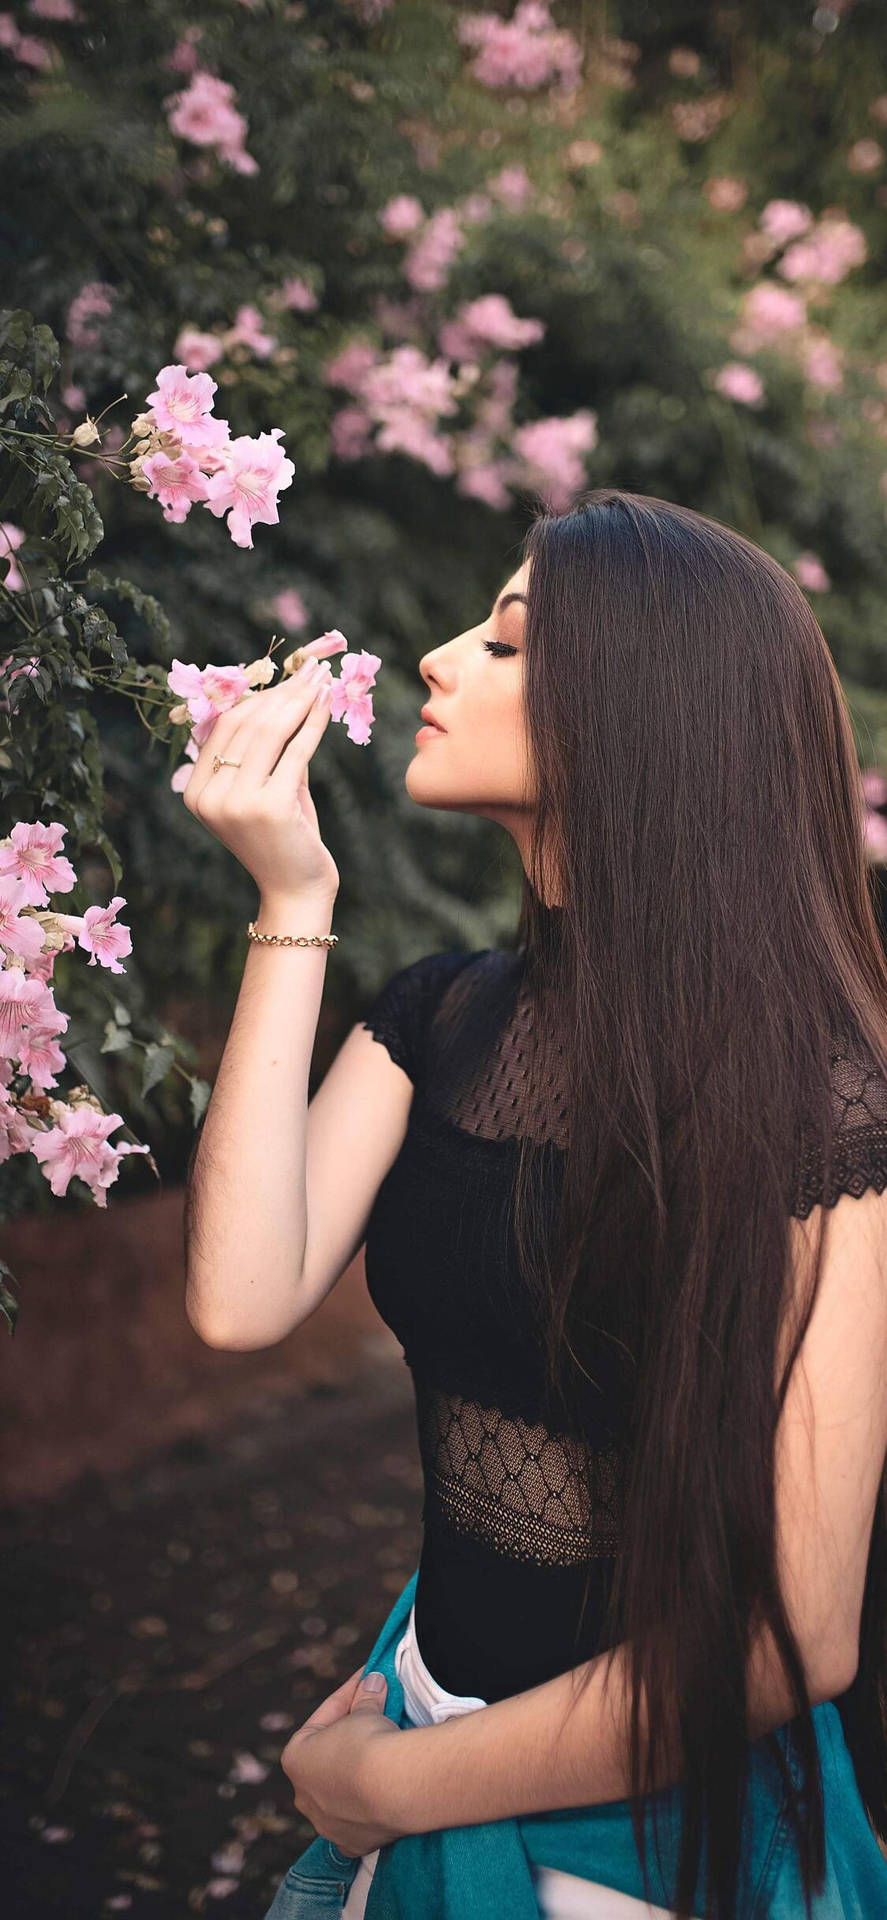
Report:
180,652,340,902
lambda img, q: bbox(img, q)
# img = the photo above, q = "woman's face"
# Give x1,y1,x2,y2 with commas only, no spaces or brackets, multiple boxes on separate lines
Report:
406,560,532,828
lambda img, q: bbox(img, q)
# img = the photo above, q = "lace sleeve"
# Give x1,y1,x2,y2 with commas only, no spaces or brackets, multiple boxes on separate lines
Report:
792,1036,887,1219
360,949,476,1088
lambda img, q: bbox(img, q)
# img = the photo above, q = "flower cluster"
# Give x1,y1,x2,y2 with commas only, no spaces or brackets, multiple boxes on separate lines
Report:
0,822,149,1208
128,364,295,550
756,202,868,286
164,66,258,176
323,312,596,511
455,0,583,93
167,630,383,786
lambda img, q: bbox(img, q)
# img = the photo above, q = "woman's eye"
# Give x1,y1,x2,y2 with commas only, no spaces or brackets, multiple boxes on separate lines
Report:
482,639,517,657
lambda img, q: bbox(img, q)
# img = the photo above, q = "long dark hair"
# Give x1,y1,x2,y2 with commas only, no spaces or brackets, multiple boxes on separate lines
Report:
509,487,887,1919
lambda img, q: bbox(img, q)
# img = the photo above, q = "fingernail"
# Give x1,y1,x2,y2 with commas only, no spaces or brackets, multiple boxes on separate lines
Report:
362,1671,386,1691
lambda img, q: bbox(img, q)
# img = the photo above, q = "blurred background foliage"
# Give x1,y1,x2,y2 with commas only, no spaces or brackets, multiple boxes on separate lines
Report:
1,0,886,1226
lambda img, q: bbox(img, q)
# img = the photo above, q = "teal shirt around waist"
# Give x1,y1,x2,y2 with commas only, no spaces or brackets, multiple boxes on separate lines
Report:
264,1569,887,1919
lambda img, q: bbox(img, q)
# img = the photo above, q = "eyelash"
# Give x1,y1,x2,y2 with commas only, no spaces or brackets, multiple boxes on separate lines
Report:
483,639,518,657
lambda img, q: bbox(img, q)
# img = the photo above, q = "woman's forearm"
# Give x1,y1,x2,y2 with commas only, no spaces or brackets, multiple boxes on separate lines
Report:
184,883,338,1349
379,1620,837,1836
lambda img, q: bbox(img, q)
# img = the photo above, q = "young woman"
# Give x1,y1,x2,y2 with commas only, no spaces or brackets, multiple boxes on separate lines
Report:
183,488,887,1920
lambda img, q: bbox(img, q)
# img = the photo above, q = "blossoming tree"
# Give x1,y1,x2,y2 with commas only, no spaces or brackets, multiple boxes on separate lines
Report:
2,0,887,1326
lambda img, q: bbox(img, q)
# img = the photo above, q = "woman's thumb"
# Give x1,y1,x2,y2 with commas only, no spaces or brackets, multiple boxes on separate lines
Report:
350,1671,387,1712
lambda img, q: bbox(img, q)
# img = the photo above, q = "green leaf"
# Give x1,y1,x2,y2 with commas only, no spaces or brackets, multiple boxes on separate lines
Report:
141,1042,176,1097
100,1020,132,1055
189,1077,212,1126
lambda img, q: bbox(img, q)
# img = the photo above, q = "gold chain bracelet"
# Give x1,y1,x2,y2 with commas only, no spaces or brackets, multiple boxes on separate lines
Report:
247,922,338,948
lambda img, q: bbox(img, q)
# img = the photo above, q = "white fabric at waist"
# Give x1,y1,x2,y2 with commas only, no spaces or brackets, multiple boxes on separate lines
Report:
390,1601,693,1920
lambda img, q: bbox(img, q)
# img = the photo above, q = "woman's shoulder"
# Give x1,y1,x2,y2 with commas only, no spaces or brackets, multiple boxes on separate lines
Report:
793,1025,887,1218
359,946,501,1085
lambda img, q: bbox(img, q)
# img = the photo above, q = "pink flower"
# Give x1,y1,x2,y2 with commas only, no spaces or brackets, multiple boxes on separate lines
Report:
164,69,258,174
1,22,52,66
0,964,57,1070
163,28,203,76
0,523,27,592
379,195,425,238
360,345,460,417
144,365,231,453
223,303,277,358
735,282,807,343
202,429,295,550
509,410,598,511
759,200,813,247
0,822,77,908
704,175,748,212
0,876,46,964
15,1013,69,1091
865,810,887,863
139,447,213,525
0,1082,34,1161
438,293,545,358
486,164,533,209
457,0,583,92
29,1103,149,1206
330,407,374,460
273,588,308,630
404,208,466,292
713,362,765,406
65,281,114,350
173,327,226,372
28,0,80,17
323,340,382,390
374,413,455,475
799,331,844,392
76,897,133,974
777,217,867,287
455,458,512,509
326,647,382,746
862,769,887,808
457,191,494,225
167,660,253,746
276,276,319,312
792,551,831,593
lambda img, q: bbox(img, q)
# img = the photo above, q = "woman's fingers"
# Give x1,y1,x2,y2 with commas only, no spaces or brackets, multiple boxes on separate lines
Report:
182,657,329,812
265,678,334,810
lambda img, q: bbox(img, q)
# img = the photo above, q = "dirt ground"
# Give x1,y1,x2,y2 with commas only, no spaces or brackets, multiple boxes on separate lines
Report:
0,1355,423,1920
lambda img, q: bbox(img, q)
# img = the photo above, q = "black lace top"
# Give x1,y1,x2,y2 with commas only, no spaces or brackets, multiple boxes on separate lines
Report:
360,926,887,1703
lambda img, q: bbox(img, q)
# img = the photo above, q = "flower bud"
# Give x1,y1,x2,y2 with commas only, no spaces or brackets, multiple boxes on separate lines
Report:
68,1086,105,1113
130,411,156,437
243,656,277,688
70,416,101,449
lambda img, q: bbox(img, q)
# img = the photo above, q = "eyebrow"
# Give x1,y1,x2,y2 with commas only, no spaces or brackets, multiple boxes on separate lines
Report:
495,592,527,615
